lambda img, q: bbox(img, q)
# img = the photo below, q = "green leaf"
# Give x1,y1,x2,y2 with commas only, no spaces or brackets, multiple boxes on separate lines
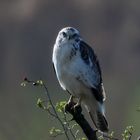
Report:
32,80,44,86
71,123,79,129
81,138,87,140
20,82,27,87
55,101,67,112
49,127,63,137
36,98,46,109
36,80,44,85
122,126,134,140
98,135,104,140
109,131,114,138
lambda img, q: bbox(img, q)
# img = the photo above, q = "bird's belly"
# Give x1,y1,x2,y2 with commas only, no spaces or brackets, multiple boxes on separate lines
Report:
58,70,89,98
55,54,91,98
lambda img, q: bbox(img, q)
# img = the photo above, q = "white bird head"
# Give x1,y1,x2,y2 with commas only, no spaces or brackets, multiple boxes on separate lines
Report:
56,27,81,44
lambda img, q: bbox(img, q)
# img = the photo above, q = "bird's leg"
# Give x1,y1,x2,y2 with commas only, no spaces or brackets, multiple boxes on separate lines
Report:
65,95,74,113
73,97,81,112
65,95,82,113
68,95,74,104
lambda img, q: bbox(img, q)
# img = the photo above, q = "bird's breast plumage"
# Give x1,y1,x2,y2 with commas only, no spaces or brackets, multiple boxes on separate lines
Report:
53,43,86,96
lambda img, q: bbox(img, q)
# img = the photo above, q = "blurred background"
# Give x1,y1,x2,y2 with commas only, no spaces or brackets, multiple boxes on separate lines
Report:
0,0,140,139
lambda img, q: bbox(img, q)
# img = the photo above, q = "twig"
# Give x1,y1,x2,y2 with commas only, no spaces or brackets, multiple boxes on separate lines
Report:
23,78,121,140
42,83,70,140
23,78,70,140
46,108,57,118
98,131,119,140
128,132,132,140
62,110,76,140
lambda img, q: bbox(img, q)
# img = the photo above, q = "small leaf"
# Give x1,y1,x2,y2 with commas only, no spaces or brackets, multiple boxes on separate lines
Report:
49,127,55,135
75,130,79,138
37,98,45,109
122,126,134,140
81,138,87,140
21,82,26,87
36,80,44,86
49,127,63,137
72,123,78,129
109,131,114,138
56,101,67,112
98,135,104,140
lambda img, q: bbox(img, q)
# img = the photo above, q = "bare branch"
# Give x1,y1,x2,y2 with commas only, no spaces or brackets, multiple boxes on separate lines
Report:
65,101,98,140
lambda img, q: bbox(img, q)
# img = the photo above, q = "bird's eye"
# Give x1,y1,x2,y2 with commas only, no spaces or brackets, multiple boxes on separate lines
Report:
62,32,67,38
72,33,77,38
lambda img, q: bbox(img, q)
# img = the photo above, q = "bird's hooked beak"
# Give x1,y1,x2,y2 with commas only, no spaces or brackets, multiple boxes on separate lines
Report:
67,35,72,40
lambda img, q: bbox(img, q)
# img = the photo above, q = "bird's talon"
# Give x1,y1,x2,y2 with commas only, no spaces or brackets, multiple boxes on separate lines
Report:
72,104,81,112
64,102,73,113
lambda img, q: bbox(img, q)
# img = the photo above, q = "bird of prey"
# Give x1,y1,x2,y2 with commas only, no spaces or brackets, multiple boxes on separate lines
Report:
52,27,109,132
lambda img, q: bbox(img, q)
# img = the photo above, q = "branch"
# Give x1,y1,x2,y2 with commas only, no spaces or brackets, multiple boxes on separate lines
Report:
22,77,121,140
42,83,70,140
65,101,98,140
22,78,70,140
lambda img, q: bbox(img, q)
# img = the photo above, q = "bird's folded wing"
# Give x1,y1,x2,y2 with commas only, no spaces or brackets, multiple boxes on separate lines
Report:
78,41,106,101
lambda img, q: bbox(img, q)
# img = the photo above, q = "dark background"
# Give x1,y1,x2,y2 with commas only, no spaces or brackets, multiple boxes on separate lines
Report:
0,0,140,139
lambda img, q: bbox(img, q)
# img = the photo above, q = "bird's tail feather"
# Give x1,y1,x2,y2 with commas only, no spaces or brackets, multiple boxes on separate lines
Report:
88,105,109,132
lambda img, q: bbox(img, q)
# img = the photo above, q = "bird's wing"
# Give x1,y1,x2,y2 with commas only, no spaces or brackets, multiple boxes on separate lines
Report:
78,40,106,102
